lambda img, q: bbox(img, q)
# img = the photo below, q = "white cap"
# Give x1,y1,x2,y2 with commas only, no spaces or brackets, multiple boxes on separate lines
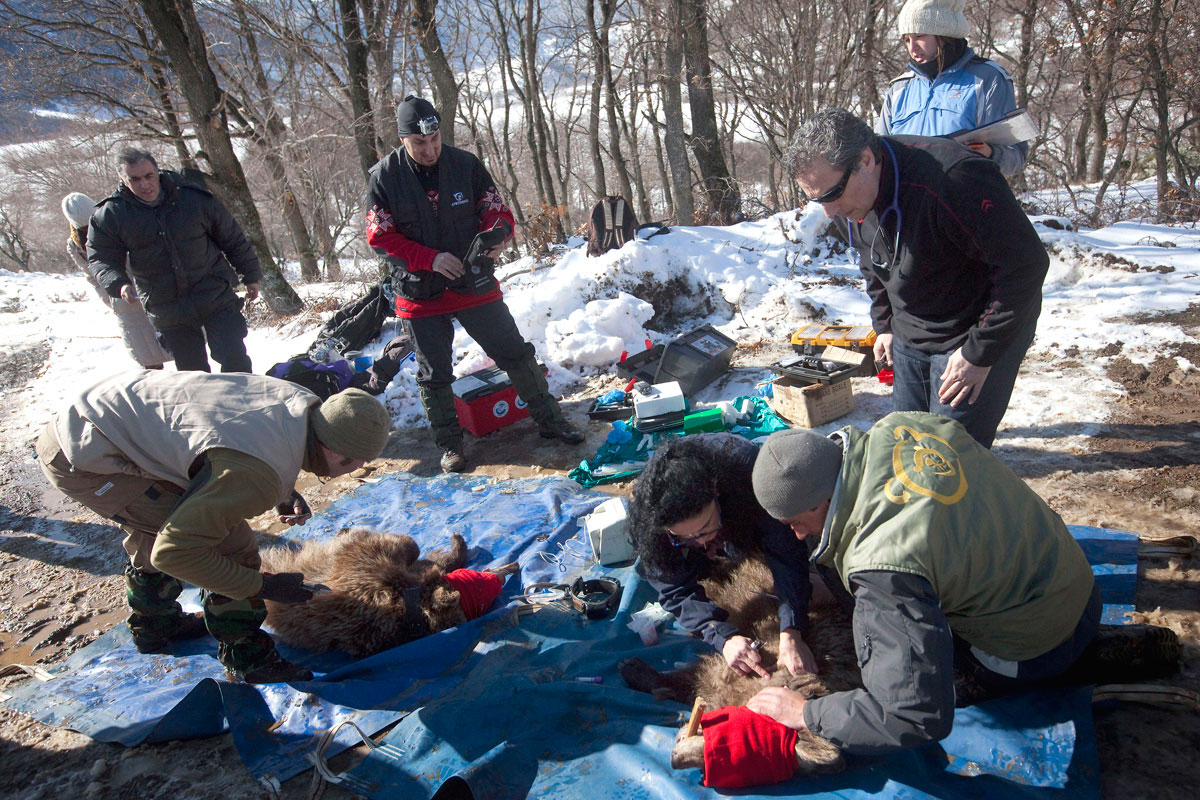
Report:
897,0,971,39
61,193,96,228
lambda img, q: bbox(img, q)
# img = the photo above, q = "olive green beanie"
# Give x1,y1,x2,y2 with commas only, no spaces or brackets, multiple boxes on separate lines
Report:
311,389,392,461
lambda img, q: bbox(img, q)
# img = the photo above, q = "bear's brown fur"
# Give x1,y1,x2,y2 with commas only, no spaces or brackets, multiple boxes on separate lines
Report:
259,527,496,658
620,558,860,775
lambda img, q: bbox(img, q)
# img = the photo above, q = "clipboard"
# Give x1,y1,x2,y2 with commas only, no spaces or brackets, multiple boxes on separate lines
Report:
945,108,1039,147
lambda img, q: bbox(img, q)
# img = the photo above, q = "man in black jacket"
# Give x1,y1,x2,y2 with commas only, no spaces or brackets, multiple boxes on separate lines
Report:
88,147,261,373
785,109,1048,448
364,96,583,473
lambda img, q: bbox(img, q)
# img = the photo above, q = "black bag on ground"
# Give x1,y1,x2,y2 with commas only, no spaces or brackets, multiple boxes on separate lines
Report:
587,196,638,256
312,281,397,355
586,196,670,256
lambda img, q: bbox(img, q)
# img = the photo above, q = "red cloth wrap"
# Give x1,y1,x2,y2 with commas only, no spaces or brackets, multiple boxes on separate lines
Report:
444,569,503,620
700,705,799,789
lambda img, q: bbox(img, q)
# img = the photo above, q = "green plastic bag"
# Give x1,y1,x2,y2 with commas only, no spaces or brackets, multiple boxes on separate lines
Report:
568,396,790,488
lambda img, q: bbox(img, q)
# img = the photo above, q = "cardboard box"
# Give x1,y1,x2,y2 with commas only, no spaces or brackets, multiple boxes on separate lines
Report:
768,345,862,427
769,377,854,427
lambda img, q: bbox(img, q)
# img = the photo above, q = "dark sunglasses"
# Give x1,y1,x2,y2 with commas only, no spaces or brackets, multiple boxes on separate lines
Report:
811,164,855,204
417,115,440,135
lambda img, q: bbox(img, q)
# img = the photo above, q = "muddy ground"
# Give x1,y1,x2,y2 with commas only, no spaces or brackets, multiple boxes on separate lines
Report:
1,310,1197,799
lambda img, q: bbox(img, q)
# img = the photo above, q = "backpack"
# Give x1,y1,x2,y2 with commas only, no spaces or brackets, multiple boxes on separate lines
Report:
267,357,355,401
587,196,639,256
586,196,671,256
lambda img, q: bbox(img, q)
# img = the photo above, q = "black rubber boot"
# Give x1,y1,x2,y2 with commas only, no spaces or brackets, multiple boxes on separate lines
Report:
537,418,585,444
203,592,312,683
419,384,465,451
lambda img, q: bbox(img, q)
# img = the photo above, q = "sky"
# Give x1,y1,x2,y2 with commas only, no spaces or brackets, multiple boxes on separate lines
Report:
2,190,1197,476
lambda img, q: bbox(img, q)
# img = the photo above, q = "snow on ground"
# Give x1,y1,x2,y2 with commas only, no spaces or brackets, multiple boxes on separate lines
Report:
2,203,1197,462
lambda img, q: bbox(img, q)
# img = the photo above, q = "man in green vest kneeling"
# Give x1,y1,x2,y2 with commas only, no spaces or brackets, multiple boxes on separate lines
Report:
745,412,1175,755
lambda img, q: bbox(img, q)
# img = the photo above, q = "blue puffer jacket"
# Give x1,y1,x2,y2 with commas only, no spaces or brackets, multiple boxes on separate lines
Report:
876,48,1027,177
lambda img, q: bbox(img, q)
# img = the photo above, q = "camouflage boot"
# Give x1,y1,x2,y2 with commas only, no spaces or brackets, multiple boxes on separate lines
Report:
504,354,584,444
202,592,312,684
419,384,470,471
124,565,209,654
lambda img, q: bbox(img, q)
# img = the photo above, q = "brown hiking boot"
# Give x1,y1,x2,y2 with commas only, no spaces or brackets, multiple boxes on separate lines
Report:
130,611,211,654
538,419,585,444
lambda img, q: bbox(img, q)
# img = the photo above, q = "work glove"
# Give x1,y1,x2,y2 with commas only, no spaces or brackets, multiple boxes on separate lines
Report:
259,572,314,604
275,491,312,525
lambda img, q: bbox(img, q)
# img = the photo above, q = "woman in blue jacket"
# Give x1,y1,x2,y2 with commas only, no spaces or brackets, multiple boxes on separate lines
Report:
876,0,1028,176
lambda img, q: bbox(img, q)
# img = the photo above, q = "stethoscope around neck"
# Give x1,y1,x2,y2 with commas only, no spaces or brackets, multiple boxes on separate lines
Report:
847,139,902,275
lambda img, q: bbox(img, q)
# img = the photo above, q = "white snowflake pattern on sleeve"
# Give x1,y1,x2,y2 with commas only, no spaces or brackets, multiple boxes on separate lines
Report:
477,187,505,214
366,206,394,236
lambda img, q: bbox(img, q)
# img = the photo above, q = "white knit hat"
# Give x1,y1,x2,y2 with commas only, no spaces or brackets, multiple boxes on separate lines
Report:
61,192,96,228
897,0,970,38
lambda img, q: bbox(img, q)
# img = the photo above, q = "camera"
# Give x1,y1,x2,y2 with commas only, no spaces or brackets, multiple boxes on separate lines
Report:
457,221,512,295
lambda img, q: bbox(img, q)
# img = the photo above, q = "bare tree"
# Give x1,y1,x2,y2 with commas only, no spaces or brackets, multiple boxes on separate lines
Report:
338,0,382,176
135,0,302,313
411,0,460,146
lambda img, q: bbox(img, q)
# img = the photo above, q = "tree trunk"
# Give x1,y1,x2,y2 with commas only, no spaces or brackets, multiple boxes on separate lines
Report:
411,0,460,147
680,0,738,223
590,0,635,207
362,0,400,151
585,0,607,196
338,0,381,176
662,0,693,223
136,0,302,314
233,2,320,282
1145,0,1173,219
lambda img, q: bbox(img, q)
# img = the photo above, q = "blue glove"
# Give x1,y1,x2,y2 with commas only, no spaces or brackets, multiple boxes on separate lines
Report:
606,420,633,445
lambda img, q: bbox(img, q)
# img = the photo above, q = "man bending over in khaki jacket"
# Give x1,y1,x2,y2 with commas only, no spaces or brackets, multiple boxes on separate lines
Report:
38,370,391,683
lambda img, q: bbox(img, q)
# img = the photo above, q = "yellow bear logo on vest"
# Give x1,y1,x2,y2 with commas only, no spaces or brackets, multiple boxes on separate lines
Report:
884,425,968,505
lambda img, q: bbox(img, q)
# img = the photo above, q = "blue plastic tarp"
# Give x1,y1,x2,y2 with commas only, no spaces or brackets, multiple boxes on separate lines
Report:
3,472,608,784
3,466,1138,799
344,525,1134,800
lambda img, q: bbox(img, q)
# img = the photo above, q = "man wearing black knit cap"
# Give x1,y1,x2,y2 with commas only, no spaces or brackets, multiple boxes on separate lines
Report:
364,95,584,473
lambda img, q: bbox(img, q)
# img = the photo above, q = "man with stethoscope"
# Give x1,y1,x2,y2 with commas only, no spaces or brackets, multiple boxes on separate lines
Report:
782,108,1047,448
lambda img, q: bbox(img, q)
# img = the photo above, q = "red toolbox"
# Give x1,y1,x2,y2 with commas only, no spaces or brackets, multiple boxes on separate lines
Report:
451,364,545,436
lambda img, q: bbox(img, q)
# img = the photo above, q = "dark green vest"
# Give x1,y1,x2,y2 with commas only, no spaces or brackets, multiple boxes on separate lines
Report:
816,412,1094,661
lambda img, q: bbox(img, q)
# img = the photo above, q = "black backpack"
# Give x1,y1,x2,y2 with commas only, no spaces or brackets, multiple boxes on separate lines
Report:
586,196,638,256
586,196,670,256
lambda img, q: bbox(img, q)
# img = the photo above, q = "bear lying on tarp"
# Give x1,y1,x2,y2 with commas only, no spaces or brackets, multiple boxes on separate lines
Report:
259,528,517,658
